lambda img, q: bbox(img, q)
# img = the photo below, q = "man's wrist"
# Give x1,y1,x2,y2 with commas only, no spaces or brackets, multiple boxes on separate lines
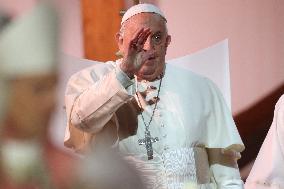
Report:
124,70,134,79
120,61,134,79
115,64,134,89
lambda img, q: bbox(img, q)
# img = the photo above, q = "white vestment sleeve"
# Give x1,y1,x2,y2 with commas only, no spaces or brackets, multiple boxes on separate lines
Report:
203,78,244,189
208,149,244,189
245,94,284,189
65,62,134,134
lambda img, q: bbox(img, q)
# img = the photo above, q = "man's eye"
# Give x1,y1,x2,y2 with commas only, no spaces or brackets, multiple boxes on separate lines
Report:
152,34,162,43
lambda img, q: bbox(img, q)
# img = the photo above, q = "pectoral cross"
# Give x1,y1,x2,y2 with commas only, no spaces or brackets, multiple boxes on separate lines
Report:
138,130,159,160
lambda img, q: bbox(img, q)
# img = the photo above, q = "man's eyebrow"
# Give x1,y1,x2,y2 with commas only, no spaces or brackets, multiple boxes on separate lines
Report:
152,31,162,35
153,31,166,37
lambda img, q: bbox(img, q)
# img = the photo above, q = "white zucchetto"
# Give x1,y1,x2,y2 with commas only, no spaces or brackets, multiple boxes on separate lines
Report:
121,3,167,25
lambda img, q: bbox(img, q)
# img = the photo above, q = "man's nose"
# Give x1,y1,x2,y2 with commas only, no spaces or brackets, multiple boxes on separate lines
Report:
143,36,153,51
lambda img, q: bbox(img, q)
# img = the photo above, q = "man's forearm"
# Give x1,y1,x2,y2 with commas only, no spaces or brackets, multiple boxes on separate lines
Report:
207,148,244,189
69,67,134,133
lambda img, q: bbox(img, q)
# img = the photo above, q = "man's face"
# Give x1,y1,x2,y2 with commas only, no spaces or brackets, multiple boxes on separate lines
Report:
6,73,57,139
118,13,171,79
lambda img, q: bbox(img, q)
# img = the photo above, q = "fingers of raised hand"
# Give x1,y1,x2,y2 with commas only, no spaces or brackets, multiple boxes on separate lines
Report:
137,28,151,47
130,28,151,51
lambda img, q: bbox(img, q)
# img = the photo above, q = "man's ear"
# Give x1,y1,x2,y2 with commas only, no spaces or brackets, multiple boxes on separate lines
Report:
166,35,171,47
116,32,123,49
115,32,124,57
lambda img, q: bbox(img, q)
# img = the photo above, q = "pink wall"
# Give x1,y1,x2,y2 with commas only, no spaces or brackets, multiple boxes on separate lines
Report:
0,0,36,17
157,0,284,114
51,0,83,58
0,0,84,58
124,0,157,8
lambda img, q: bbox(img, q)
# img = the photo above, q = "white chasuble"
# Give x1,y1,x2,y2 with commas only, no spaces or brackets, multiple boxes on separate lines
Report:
64,60,244,189
118,63,244,189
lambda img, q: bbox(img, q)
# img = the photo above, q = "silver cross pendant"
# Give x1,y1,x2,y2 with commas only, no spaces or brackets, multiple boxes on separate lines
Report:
138,130,159,160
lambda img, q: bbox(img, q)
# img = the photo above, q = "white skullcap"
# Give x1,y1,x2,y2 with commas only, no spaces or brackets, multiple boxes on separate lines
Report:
0,2,58,78
121,3,166,25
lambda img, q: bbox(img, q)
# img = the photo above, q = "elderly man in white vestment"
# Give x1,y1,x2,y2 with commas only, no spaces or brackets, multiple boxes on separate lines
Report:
245,94,284,189
64,3,245,189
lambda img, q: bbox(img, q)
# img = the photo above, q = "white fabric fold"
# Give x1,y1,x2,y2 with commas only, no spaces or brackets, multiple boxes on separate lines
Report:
245,95,284,189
